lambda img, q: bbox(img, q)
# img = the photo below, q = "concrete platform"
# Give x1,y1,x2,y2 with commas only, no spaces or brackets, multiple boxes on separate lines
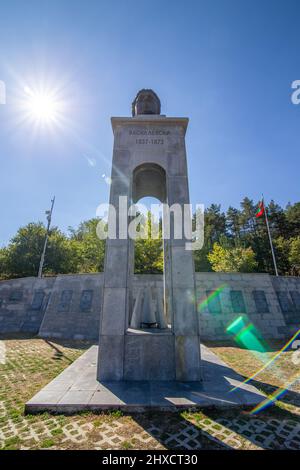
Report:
25,345,266,413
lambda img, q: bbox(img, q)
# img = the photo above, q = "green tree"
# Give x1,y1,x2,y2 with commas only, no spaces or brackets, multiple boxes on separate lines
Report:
204,204,226,246
0,222,75,279
68,218,105,272
288,236,300,275
240,197,257,237
1,197,299,279
193,205,226,272
0,247,9,279
226,206,242,242
272,236,291,275
267,200,288,239
134,212,163,274
286,202,300,238
208,242,258,273
193,246,212,272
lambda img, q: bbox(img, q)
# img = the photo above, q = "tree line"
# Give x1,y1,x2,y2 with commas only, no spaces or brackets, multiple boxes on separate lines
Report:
194,198,300,275
0,198,299,279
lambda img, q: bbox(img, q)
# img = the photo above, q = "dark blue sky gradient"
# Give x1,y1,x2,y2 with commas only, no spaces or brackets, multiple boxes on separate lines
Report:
0,0,299,245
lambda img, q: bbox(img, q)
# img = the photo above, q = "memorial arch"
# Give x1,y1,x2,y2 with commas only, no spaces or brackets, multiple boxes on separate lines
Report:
97,89,202,381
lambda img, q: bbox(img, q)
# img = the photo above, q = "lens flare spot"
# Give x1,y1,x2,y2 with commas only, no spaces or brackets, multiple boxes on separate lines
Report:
197,284,227,314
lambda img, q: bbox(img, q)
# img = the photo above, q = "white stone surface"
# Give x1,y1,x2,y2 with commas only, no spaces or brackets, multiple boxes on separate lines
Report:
26,344,265,413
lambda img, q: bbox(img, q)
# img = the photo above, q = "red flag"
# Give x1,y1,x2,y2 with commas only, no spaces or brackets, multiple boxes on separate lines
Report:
255,201,264,218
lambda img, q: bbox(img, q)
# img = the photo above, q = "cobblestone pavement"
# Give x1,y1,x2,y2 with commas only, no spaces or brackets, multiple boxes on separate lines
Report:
0,335,300,450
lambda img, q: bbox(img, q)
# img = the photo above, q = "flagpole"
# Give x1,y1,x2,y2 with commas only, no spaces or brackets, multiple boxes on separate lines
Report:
38,196,55,278
262,194,279,277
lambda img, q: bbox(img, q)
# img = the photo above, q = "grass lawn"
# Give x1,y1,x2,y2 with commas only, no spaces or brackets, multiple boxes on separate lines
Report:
0,334,299,450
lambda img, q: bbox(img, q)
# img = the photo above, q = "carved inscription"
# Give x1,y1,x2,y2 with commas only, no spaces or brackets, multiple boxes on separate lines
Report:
9,290,23,302
135,138,164,145
230,290,246,313
253,290,269,313
58,290,73,313
290,290,300,311
276,291,294,313
206,290,222,314
277,291,298,324
80,290,93,312
31,291,45,310
129,129,169,145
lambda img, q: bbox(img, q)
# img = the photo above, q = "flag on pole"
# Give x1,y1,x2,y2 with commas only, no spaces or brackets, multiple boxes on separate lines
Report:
255,200,265,218
256,196,279,276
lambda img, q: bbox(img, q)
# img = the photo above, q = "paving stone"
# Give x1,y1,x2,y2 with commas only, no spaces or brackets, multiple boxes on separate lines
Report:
2,336,300,450
26,345,265,413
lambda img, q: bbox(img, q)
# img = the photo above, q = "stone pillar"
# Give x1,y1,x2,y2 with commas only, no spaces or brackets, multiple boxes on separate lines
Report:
97,146,131,380
167,176,201,381
97,89,202,382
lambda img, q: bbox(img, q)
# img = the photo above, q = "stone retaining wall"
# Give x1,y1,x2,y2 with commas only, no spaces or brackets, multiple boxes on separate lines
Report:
0,273,299,341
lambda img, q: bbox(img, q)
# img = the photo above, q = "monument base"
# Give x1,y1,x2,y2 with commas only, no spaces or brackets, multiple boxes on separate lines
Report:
25,345,265,414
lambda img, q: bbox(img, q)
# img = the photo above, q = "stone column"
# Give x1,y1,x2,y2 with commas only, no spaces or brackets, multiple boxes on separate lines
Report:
167,174,202,381
97,143,131,380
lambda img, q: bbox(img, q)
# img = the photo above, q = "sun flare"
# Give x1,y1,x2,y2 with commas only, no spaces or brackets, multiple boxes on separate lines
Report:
29,93,56,120
21,85,64,127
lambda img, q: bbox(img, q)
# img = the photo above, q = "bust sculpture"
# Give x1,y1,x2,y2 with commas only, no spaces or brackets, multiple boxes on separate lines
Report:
132,89,161,116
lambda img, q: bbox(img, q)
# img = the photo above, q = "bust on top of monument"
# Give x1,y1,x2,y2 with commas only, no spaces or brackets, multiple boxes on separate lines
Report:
132,89,161,116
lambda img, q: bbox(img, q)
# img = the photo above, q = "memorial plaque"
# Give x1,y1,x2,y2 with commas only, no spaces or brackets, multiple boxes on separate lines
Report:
9,290,23,301
58,290,73,313
276,291,294,313
277,291,298,324
31,291,45,310
253,290,269,313
80,290,93,312
290,291,300,311
206,290,222,314
230,290,246,313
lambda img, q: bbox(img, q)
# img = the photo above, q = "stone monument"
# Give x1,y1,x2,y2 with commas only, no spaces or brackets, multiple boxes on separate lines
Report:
25,90,265,412
97,89,202,381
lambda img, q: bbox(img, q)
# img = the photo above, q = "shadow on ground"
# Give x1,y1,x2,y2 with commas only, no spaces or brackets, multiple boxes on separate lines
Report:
0,332,95,350
131,411,232,450
130,399,300,450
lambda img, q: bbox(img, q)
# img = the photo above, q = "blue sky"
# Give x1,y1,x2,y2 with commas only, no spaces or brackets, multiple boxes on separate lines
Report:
0,0,299,246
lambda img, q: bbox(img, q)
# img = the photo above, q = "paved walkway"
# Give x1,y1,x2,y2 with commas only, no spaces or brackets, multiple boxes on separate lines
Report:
26,345,265,413
1,336,300,449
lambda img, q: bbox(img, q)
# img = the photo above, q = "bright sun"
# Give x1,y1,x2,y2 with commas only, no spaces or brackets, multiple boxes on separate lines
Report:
29,93,56,120
23,86,61,124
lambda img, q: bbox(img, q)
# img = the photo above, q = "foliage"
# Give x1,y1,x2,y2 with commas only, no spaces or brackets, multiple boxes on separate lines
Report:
0,199,299,279
68,218,106,273
0,223,75,279
288,236,300,275
207,243,258,272
134,212,163,274
195,199,300,275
